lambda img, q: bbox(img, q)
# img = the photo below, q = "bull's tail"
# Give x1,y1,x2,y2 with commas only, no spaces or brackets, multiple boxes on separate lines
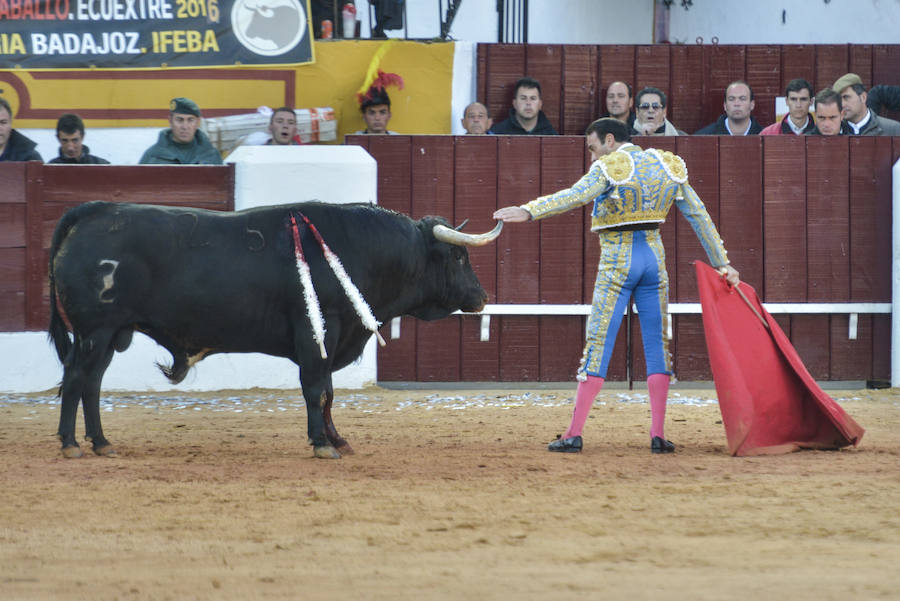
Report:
47,201,110,364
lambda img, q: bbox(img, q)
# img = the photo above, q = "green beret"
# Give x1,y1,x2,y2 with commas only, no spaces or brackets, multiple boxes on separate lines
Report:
832,73,863,94
169,97,201,117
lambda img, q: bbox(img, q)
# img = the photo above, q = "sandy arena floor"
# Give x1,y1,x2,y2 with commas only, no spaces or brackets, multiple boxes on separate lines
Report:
1,385,898,601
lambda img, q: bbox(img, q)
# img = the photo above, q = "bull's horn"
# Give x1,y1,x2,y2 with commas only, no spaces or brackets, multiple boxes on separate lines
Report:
433,220,503,247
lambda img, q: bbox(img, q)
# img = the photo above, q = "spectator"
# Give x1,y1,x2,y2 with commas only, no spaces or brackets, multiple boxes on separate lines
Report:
0,97,42,162
355,71,402,135
833,73,900,136
266,107,303,145
461,102,492,135
489,76,558,135
809,89,849,136
48,113,110,164
760,79,817,136
631,87,685,136
139,97,222,165
866,84,900,117
695,81,763,135
603,81,635,129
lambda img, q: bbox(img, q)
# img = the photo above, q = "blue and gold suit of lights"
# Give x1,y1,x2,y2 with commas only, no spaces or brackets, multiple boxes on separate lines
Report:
521,144,729,380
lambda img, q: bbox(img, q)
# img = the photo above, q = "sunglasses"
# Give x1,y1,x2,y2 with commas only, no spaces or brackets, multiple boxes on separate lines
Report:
638,103,663,110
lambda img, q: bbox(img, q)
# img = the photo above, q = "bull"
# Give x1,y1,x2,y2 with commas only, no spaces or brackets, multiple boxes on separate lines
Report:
48,201,501,459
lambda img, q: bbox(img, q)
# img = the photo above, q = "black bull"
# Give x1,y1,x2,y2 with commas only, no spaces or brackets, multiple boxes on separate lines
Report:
48,201,501,459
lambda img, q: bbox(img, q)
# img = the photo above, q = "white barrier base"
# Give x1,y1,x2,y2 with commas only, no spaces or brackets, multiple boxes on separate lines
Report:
0,332,375,393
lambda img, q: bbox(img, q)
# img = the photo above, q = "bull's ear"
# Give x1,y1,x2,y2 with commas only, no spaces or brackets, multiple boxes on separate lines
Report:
454,219,469,232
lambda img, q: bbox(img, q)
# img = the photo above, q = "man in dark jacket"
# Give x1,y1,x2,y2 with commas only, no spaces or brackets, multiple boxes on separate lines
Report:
490,76,559,135
808,88,850,136
694,81,763,136
833,73,900,136
0,98,43,162
48,113,110,164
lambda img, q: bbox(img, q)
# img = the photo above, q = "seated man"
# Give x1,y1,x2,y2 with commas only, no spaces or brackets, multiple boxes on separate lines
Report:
695,81,763,135
760,79,817,136
48,113,110,164
489,76,558,135
0,97,42,162
809,88,849,136
631,87,685,136
461,102,492,135
602,81,636,130
139,97,223,165
266,107,303,145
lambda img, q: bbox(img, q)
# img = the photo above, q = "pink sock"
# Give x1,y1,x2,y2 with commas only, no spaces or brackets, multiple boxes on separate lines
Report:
564,376,604,438
648,373,670,439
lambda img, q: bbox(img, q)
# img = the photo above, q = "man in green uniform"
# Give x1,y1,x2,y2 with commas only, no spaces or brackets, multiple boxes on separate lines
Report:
139,97,222,165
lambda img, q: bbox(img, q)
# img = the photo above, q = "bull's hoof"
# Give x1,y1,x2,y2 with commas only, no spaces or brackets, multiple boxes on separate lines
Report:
334,440,355,455
92,444,118,457
61,445,84,459
313,445,341,459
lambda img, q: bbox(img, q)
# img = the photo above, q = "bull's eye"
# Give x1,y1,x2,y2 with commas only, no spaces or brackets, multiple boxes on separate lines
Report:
452,248,466,266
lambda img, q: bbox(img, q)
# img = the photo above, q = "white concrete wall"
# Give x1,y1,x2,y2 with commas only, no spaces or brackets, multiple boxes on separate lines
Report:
0,146,379,393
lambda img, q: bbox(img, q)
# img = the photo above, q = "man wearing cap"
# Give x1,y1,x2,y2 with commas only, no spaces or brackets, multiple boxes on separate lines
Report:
139,97,223,164
832,73,900,136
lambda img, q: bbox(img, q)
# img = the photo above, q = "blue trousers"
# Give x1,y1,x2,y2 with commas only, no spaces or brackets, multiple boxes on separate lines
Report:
579,229,671,380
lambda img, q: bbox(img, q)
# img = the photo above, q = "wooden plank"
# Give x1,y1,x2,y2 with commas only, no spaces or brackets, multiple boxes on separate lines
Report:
365,135,413,381
805,136,850,302
673,315,712,381
670,45,705,135
635,45,671,106
763,136,806,302
814,44,850,101
39,165,233,210
411,136,459,381
674,136,720,302
598,45,636,101
482,44,526,130
0,247,25,294
789,315,830,380
849,45,874,89
525,44,563,134
496,136,541,380
830,315,872,381
0,162,26,203
780,45,816,89
745,45,781,129
701,45,746,131
538,137,585,304
461,314,499,382
849,137,892,302
476,44,488,106
0,204,26,248
718,137,763,293
24,162,43,331
561,45,598,136
455,135,500,381
539,316,582,381
537,136,586,382
872,315,891,381
0,291,25,331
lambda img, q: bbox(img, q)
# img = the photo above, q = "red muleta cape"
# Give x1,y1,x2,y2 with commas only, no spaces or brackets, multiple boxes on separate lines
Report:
695,261,865,456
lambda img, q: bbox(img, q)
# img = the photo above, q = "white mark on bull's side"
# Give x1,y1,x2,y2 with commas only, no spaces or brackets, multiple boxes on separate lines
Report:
187,350,211,367
98,259,120,303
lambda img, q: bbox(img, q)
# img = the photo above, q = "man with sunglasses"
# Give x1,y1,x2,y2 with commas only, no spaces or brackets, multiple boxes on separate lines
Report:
631,87,685,136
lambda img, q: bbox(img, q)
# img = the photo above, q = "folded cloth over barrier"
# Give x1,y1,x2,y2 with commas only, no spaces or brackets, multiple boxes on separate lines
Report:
695,261,865,456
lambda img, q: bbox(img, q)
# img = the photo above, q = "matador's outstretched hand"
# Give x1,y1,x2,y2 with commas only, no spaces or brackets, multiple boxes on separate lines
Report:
493,206,531,223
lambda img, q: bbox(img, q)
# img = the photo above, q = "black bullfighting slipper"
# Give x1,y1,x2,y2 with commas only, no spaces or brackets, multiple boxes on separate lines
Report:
548,435,582,453
651,436,675,454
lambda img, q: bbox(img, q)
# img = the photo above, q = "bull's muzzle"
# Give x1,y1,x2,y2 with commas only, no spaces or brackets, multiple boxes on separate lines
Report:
432,220,503,247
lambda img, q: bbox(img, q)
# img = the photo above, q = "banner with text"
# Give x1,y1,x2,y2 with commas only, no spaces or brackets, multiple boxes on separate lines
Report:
0,0,314,68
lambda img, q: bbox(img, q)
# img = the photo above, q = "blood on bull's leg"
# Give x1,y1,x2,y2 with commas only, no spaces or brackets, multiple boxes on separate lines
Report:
323,381,353,454
300,372,341,459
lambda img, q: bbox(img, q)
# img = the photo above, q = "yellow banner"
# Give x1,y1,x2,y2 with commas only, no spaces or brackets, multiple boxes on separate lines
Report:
0,39,454,139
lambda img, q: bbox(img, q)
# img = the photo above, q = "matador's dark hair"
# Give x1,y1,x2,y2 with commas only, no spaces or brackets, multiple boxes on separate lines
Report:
585,117,631,143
